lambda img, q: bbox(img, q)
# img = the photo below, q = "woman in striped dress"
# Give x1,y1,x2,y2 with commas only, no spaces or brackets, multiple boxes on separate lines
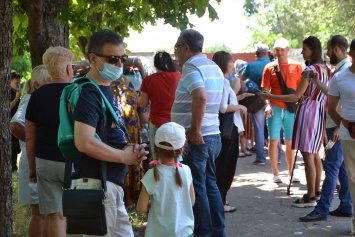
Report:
260,36,329,207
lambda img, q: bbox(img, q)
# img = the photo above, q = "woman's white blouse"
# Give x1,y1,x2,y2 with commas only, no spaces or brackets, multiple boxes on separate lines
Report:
219,79,244,133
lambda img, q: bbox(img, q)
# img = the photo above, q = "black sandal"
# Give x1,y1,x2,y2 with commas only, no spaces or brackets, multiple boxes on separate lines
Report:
292,194,317,208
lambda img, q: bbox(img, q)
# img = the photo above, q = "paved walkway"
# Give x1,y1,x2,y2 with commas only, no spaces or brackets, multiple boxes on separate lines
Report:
224,151,352,237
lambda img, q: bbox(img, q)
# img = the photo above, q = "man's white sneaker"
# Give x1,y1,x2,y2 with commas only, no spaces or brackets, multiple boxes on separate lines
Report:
273,175,282,183
291,175,300,183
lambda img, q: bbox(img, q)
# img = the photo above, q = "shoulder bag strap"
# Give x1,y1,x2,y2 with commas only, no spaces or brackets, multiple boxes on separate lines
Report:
273,64,288,93
84,77,130,142
98,119,107,192
63,160,73,190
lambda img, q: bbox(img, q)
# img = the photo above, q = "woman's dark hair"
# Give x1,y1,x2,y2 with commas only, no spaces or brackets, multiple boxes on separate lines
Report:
212,51,233,75
303,36,323,66
154,52,177,72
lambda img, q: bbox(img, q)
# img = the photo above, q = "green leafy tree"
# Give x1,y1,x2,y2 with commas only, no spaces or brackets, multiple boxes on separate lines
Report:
332,0,355,38
242,0,349,50
14,0,221,67
243,0,260,16
17,0,69,67
11,52,32,80
204,43,232,53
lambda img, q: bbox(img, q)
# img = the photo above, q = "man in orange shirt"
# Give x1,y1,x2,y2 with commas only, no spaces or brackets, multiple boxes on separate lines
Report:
261,38,302,183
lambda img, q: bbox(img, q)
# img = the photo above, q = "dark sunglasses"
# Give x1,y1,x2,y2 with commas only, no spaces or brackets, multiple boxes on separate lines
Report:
93,52,128,64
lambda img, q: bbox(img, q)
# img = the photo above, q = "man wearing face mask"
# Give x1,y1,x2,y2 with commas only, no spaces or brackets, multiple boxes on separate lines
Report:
71,29,148,237
10,72,22,172
10,72,22,112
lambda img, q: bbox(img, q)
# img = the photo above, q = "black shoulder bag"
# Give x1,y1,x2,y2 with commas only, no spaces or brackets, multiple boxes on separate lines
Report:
238,93,265,113
238,78,265,113
273,64,298,113
62,120,108,235
219,95,234,140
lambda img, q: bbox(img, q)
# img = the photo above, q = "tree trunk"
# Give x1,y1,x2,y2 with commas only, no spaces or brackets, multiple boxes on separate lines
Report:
77,36,89,59
18,0,69,68
0,0,13,236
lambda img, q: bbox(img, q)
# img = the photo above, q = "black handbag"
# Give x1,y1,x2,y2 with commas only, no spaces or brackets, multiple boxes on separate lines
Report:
219,112,234,140
238,93,265,113
62,120,108,235
62,187,107,235
219,95,234,140
273,64,298,113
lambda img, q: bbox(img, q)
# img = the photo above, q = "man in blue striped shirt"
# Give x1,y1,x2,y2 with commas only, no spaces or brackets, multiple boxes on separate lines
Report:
172,29,226,237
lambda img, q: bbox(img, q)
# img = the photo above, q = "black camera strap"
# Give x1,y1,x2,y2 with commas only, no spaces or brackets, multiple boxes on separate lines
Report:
273,63,288,94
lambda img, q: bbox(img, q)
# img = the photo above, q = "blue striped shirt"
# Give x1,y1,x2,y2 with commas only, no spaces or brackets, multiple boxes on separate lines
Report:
171,54,224,135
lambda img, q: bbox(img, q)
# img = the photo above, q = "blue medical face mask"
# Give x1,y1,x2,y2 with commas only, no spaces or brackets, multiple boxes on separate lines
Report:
12,86,21,91
96,57,123,81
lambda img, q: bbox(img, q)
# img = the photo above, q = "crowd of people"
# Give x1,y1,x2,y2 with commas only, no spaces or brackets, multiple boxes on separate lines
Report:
8,28,355,237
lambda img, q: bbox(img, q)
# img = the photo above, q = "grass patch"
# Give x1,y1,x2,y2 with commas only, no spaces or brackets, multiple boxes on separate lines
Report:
128,207,147,237
12,172,147,236
13,172,30,237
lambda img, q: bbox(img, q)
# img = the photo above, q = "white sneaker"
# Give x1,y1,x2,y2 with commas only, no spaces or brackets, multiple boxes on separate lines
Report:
291,175,300,183
273,175,282,183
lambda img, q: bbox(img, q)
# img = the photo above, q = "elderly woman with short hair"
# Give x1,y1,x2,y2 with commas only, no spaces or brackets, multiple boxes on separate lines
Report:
25,46,74,237
11,65,51,237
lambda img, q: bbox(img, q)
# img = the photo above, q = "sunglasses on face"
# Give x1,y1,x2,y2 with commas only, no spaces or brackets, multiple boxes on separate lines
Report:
93,52,128,64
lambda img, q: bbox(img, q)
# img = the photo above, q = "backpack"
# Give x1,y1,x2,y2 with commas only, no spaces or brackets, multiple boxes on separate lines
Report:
57,77,128,160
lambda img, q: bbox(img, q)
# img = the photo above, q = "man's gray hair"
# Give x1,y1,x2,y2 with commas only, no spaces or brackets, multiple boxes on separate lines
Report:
180,29,204,53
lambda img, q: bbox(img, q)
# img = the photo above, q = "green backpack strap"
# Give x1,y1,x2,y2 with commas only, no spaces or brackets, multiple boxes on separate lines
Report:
73,79,107,126
81,77,130,142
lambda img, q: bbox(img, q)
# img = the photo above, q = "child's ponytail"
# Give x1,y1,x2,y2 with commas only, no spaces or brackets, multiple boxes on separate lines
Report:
149,159,160,183
153,163,160,183
174,156,183,187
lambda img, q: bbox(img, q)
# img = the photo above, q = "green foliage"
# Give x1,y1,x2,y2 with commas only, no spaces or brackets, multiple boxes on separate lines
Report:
242,0,350,51
333,0,355,38
155,48,172,54
243,0,260,16
13,0,221,60
204,43,232,53
11,52,32,80
12,0,29,57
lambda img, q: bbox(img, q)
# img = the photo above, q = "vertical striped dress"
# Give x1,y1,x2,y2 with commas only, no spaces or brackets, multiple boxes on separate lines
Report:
291,64,329,153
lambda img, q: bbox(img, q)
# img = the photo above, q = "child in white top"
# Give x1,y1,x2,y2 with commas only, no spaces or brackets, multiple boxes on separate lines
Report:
137,122,195,237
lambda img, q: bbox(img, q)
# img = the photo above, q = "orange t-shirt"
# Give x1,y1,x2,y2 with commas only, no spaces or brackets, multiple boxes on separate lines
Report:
261,59,303,108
